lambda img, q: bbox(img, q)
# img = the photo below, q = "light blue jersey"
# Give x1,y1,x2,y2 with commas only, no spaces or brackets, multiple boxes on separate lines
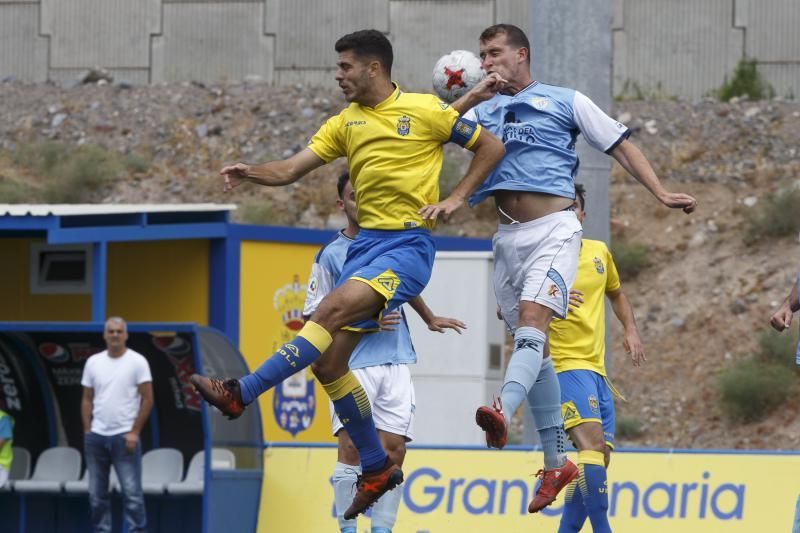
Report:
303,231,417,369
466,82,630,206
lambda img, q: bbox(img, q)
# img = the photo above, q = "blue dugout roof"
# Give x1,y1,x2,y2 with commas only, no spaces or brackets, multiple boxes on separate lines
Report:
0,204,492,251
0,204,492,341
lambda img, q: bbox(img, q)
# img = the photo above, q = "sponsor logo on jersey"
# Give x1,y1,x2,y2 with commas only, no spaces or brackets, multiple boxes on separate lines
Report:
345,120,367,128
397,115,411,136
438,101,449,110
593,257,605,274
547,284,559,297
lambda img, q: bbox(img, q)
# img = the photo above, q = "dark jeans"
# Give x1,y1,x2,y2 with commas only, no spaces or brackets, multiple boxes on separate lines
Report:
84,431,147,533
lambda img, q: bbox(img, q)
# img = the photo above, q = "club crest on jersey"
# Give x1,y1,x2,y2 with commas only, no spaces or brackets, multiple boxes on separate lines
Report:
397,115,411,136
593,257,604,274
531,97,551,110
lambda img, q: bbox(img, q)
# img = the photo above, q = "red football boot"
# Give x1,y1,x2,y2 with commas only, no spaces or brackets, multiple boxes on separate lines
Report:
475,397,508,449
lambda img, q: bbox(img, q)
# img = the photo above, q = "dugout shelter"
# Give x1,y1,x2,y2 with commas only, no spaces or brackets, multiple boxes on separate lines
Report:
0,204,499,531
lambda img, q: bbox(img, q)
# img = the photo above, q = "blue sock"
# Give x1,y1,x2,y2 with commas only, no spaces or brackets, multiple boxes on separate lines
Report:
578,451,611,533
239,321,332,405
500,326,546,422
371,481,402,530
527,357,567,469
558,480,587,532
333,461,360,531
324,372,387,473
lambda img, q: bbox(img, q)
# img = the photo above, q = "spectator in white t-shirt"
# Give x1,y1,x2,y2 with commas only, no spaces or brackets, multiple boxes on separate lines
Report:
81,317,153,533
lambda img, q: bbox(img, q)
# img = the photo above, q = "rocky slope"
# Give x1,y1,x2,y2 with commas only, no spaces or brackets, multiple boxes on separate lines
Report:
1,79,798,449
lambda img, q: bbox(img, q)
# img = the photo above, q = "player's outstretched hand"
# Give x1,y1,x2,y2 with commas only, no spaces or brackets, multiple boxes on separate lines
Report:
770,304,793,332
427,316,466,334
220,163,251,192
568,289,584,309
624,331,647,367
418,195,464,222
378,311,403,331
659,192,697,214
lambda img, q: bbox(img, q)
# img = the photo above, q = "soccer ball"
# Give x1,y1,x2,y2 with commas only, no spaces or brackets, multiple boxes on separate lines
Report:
432,50,485,103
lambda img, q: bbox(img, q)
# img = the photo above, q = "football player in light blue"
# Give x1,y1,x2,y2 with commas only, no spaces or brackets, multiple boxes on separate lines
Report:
305,172,465,533
452,23,697,519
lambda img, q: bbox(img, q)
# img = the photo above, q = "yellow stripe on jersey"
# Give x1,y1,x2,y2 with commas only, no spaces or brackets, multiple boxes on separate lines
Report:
550,239,620,376
307,84,481,231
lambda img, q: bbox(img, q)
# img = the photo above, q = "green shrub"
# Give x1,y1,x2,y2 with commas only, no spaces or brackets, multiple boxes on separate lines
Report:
124,152,151,173
0,179,36,203
716,59,775,101
745,188,800,242
616,416,645,440
611,241,650,278
42,145,122,203
757,329,799,368
13,141,124,203
718,359,793,423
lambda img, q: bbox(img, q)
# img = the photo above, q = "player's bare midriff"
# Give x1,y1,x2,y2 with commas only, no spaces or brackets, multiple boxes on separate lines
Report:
493,190,574,224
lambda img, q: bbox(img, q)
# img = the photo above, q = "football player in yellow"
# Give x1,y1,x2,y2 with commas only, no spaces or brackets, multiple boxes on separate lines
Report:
549,184,646,533
190,29,504,519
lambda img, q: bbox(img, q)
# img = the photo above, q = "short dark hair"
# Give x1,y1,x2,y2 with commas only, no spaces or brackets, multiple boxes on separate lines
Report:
480,24,531,64
335,29,393,74
574,183,586,211
336,171,350,199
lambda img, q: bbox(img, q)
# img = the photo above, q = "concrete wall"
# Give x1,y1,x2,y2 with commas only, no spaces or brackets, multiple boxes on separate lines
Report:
0,0,798,98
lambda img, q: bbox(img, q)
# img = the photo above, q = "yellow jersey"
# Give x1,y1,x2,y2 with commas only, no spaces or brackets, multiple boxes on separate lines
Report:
549,239,620,376
307,85,481,231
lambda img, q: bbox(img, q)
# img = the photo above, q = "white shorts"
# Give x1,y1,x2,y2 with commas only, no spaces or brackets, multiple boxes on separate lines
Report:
493,210,582,330
330,364,416,441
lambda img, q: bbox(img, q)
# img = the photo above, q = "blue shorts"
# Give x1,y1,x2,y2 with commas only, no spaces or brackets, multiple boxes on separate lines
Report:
558,369,616,449
337,228,435,331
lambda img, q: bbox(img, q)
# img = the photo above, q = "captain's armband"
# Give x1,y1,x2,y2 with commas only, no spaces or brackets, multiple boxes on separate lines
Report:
448,117,481,149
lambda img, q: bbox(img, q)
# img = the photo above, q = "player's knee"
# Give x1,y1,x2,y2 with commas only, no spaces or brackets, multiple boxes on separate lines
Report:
310,359,334,383
310,294,354,331
382,438,407,466
340,442,359,464
517,307,551,330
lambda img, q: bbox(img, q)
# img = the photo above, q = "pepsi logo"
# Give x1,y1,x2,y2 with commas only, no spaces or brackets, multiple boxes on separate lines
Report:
152,335,191,355
39,343,69,364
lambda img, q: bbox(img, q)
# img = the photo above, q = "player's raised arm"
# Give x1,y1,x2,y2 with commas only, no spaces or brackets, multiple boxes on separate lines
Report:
609,139,697,214
220,148,326,191
419,128,504,221
451,72,507,115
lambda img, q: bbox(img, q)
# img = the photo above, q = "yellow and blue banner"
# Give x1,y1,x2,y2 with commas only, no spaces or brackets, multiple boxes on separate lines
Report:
259,445,800,532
